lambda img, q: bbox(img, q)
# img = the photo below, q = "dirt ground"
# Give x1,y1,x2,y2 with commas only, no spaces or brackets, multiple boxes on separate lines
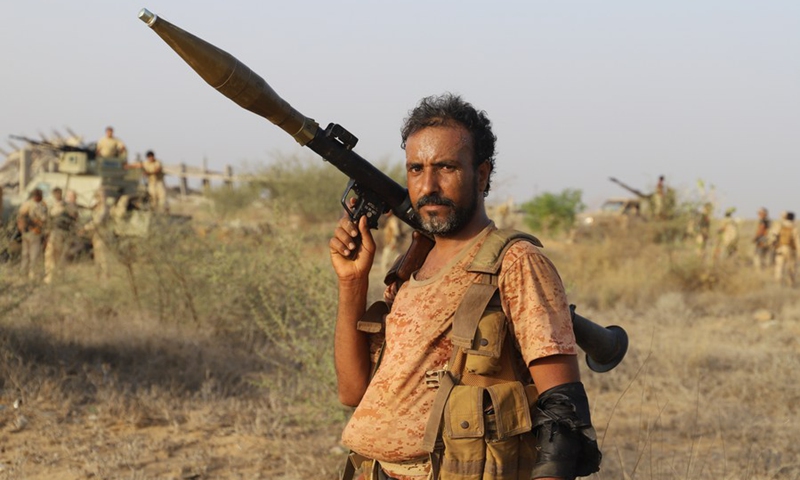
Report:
0,396,346,479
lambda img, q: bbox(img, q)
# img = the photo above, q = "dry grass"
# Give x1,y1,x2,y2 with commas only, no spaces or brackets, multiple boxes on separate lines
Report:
1,193,799,479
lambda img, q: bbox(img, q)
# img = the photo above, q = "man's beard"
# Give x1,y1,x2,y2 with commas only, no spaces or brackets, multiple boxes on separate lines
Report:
411,185,478,237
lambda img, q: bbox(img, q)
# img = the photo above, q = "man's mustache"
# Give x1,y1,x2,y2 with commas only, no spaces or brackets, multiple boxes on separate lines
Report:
416,195,456,210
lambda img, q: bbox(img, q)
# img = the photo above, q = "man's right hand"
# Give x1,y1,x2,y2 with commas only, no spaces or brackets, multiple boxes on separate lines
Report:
329,210,376,284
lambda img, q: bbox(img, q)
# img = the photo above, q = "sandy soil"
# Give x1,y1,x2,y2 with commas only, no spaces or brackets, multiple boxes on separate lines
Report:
0,398,345,479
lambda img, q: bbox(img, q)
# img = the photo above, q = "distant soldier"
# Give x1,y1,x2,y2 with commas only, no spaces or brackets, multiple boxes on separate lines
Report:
653,175,666,220
16,188,48,280
379,212,404,273
495,197,515,229
44,188,79,284
715,207,739,260
771,211,799,287
95,126,127,159
83,189,111,279
129,150,168,212
695,202,713,256
753,207,772,270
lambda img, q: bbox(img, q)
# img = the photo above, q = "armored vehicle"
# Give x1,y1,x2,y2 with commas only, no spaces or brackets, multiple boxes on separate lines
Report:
1,134,152,259
2,134,142,214
570,197,643,242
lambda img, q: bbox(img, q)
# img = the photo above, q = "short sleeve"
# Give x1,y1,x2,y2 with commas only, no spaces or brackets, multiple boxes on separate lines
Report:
498,242,577,365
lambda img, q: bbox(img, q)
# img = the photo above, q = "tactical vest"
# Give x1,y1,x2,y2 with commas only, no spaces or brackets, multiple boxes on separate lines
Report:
343,229,546,480
777,226,796,250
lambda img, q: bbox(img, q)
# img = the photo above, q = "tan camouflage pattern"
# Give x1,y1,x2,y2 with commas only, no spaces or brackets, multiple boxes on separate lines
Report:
342,225,577,473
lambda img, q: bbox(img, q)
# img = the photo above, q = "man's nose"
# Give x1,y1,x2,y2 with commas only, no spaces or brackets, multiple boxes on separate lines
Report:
419,169,441,196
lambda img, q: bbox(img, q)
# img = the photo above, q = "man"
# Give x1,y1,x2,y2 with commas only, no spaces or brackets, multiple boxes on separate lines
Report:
715,207,739,260
652,175,666,220
379,212,403,273
694,202,713,257
771,211,799,287
43,188,79,284
95,126,127,159
129,150,168,212
83,189,111,279
17,188,48,280
753,207,772,270
330,94,598,480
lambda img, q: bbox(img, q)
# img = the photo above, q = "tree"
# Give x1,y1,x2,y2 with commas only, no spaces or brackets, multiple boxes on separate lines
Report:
521,188,585,235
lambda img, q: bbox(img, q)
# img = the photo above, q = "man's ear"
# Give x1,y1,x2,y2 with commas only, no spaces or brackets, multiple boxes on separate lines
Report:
477,160,491,194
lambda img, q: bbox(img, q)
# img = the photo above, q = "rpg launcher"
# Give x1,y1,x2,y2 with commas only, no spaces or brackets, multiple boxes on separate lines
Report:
138,9,629,373
137,8,419,231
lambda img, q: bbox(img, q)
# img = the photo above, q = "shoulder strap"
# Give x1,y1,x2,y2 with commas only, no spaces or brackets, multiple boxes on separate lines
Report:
423,229,543,454
467,228,543,275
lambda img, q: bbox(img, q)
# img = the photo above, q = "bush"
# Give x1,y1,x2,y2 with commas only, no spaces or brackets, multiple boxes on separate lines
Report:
521,188,585,236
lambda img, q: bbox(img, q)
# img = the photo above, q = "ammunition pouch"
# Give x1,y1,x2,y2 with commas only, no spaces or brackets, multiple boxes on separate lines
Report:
440,382,535,480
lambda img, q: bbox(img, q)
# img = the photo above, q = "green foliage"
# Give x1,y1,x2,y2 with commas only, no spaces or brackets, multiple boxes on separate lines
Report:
204,183,262,218
252,154,349,223
521,188,585,235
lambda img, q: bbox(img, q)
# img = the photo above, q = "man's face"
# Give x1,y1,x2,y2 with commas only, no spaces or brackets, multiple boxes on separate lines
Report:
146,155,155,162
405,124,488,236
106,128,114,138
53,190,63,202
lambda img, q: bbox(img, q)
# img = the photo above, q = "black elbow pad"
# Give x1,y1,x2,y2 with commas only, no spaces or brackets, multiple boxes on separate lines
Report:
530,382,602,479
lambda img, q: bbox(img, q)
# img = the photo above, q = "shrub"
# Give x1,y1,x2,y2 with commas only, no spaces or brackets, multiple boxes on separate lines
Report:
521,188,585,236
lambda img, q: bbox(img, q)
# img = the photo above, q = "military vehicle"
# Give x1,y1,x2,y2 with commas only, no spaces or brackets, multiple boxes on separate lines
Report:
609,176,676,220
1,133,154,260
570,197,643,242
2,134,142,211
570,177,687,244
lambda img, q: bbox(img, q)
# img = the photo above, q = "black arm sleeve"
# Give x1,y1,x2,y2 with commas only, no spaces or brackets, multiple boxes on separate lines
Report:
530,382,602,479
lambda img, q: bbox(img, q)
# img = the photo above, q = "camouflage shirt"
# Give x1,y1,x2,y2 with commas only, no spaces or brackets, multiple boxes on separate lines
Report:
341,224,578,466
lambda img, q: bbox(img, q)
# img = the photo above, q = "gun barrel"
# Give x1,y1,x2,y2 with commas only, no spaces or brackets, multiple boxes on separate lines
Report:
570,305,628,373
139,8,419,229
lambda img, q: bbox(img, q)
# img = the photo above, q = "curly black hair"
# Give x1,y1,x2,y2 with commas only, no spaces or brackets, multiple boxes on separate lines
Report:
400,93,496,197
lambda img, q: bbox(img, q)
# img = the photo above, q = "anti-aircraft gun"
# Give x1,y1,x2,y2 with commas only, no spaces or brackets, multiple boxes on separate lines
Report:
609,176,676,220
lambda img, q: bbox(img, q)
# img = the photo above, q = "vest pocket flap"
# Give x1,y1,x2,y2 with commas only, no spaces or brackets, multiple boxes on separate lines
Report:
486,382,532,439
444,385,485,439
466,309,506,358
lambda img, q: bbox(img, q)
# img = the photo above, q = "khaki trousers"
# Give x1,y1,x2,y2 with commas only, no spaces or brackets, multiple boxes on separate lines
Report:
774,246,797,286
20,232,43,280
44,229,67,284
92,233,110,279
149,181,168,212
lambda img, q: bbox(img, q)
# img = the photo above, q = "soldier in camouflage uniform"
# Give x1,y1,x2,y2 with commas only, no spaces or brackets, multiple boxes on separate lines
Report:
44,188,79,284
83,189,111,279
753,207,772,270
771,211,799,287
16,188,48,280
330,94,599,480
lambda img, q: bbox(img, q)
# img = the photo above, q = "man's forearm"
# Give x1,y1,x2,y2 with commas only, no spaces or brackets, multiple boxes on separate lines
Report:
334,280,372,407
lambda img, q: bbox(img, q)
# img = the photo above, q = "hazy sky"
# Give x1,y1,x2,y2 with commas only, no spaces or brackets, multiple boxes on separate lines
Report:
3,1,798,218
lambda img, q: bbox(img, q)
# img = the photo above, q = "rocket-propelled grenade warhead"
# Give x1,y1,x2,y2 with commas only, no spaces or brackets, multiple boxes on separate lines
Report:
138,8,420,231
137,8,318,145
